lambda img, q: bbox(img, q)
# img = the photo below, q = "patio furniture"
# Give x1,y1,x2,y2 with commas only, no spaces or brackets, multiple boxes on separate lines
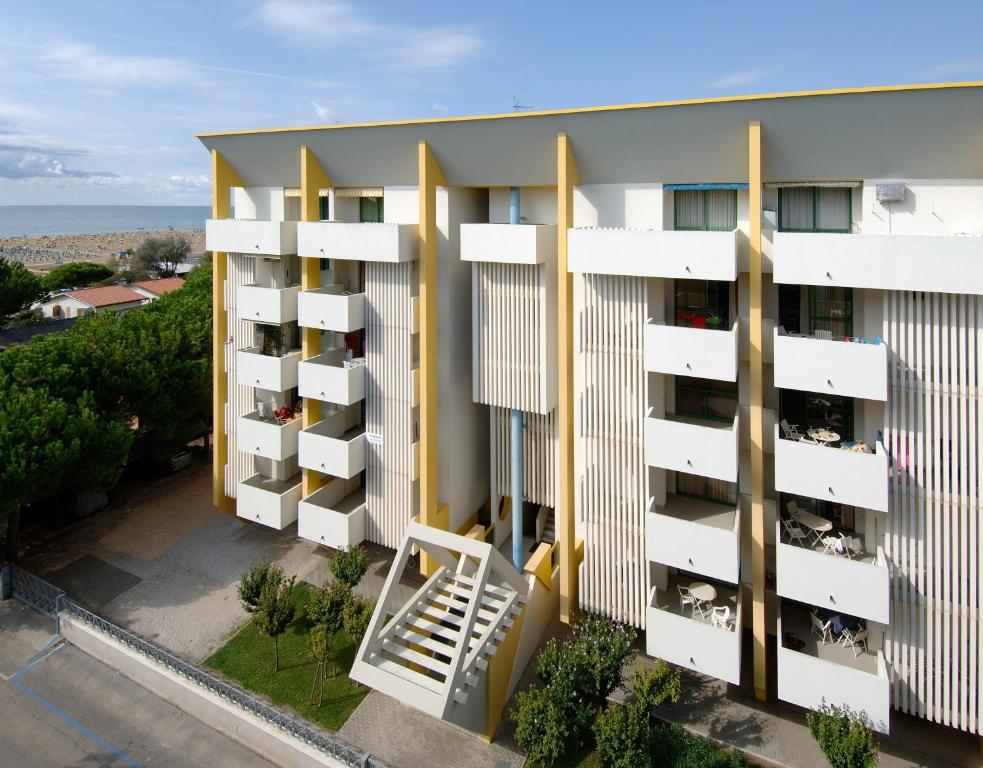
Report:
840,627,869,657
838,533,865,558
783,517,809,547
678,585,697,614
821,535,848,556
793,509,834,546
711,605,734,631
810,611,835,645
807,427,840,446
780,418,803,441
688,582,717,617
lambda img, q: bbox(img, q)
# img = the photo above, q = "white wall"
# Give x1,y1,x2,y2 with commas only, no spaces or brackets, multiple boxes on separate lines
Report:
489,187,555,224
234,187,287,221
573,183,663,229
41,295,90,318
861,180,983,235
384,186,419,224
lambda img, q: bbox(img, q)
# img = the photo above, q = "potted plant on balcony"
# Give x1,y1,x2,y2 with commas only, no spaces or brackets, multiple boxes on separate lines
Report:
260,324,283,357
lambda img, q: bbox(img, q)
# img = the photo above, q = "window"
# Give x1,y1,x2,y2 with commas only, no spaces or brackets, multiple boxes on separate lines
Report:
677,472,738,506
674,189,737,231
318,196,329,221
778,186,851,233
675,376,738,422
809,286,852,338
360,196,384,223
319,258,330,271
674,279,729,328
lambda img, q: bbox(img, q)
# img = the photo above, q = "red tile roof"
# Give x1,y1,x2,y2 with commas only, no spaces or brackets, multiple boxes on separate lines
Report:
132,277,185,296
66,285,145,308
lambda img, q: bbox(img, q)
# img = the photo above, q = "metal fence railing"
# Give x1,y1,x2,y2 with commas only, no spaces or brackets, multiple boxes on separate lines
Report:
8,564,388,768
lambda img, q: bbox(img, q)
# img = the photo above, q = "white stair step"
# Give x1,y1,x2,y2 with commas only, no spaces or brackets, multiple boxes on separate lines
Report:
401,614,461,640
454,688,468,705
392,626,455,657
381,639,451,676
369,654,444,694
465,672,478,687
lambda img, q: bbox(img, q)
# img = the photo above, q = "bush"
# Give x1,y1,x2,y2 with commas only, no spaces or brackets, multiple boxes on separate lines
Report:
238,562,279,614
632,661,681,712
40,261,113,292
807,703,879,768
307,579,351,633
330,544,369,589
342,594,374,646
650,724,749,768
594,703,651,768
511,685,569,767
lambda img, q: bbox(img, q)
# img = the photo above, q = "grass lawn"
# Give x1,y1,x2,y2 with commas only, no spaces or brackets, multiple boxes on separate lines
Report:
205,583,368,731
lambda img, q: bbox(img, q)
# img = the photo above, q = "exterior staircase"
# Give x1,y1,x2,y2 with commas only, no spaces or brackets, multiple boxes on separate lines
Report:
350,522,529,723
541,510,555,545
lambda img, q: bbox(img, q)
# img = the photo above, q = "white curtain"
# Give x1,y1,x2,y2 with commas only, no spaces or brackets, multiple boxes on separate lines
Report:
675,190,703,229
706,190,735,229
816,187,850,231
780,187,814,230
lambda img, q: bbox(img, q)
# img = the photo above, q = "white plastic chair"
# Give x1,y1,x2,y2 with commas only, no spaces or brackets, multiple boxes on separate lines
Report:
780,419,802,440
821,535,846,556
810,612,835,645
783,518,809,547
677,585,696,614
839,534,865,559
840,627,868,657
711,606,733,631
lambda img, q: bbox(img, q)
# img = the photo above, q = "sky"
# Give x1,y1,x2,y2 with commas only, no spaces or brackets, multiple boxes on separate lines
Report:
2,0,983,206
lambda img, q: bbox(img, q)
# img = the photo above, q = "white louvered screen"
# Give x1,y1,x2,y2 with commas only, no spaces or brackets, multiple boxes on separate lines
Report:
364,260,418,548
883,290,981,734
226,253,258,496
575,273,648,628
492,406,556,508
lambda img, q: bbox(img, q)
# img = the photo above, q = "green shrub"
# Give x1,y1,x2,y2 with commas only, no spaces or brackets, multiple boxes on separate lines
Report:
807,703,879,768
650,724,749,768
569,614,638,703
330,544,369,588
632,661,681,712
594,703,651,768
511,685,569,767
238,562,279,614
40,261,113,292
306,580,350,633
342,593,374,646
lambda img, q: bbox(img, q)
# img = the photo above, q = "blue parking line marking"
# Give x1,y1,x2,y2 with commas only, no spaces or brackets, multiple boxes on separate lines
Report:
9,646,144,768
10,638,65,681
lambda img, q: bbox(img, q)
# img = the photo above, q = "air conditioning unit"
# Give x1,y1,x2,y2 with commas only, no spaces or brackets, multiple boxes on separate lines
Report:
876,183,906,203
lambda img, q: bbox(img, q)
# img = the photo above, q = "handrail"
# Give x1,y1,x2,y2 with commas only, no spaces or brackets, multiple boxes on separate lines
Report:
524,541,556,590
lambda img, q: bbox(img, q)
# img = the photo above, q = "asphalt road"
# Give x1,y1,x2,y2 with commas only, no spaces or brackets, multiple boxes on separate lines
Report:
0,603,279,768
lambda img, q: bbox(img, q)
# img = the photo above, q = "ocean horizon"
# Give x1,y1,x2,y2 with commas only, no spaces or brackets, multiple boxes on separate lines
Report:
0,205,211,238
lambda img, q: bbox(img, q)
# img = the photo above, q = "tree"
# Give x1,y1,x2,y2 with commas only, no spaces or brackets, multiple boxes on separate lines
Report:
594,702,651,768
631,661,681,712
342,594,374,647
0,257,44,322
307,581,350,631
135,235,190,278
238,562,278,614
330,544,369,589
253,571,296,672
807,703,880,768
511,686,569,767
40,261,113,292
309,624,331,705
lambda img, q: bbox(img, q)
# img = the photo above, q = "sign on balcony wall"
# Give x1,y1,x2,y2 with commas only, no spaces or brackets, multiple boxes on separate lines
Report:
366,432,383,446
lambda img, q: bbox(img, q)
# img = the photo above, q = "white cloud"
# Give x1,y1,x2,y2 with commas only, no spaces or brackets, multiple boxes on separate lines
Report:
710,68,771,90
432,102,449,115
254,0,483,69
312,101,336,122
42,43,195,87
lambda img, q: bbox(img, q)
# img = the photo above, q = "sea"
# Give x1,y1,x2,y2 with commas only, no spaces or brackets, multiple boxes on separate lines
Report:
0,205,211,238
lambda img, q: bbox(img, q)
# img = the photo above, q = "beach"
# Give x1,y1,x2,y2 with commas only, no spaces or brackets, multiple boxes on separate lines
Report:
0,230,206,272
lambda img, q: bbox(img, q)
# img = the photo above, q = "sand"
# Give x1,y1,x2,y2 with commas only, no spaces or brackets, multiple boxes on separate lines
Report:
0,230,205,272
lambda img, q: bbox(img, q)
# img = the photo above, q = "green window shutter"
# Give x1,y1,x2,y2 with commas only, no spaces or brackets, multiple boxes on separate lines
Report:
359,196,384,223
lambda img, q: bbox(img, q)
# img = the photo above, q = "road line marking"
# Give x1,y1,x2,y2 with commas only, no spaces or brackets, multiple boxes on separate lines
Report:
9,637,66,682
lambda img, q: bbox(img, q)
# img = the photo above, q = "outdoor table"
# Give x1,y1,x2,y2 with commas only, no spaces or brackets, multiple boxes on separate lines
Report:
807,428,840,446
688,582,717,616
792,509,833,545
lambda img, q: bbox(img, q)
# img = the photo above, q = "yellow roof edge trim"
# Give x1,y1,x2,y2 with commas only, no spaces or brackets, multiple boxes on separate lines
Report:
196,80,983,139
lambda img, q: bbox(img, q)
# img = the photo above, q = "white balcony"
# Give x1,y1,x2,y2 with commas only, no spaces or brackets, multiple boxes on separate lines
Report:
298,417,366,479
459,223,556,264
568,228,737,280
774,426,889,512
778,605,890,733
774,328,887,401
237,284,301,325
645,410,739,482
775,521,889,624
297,285,365,333
297,221,418,263
646,580,742,685
206,218,297,256
236,410,302,461
646,496,740,584
298,483,366,549
298,349,366,406
645,320,738,381
236,347,302,392
236,474,302,530
773,231,983,295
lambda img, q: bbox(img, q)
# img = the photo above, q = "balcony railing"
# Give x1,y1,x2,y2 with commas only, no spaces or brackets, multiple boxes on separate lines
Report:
297,221,418,262
236,474,302,530
644,320,738,381
237,284,301,325
297,285,365,333
773,231,983,296
774,328,887,401
568,228,738,281
298,417,366,479
298,483,366,549
645,409,739,482
205,218,298,256
460,223,556,264
237,410,302,462
298,349,366,406
646,496,740,584
237,347,302,392
774,425,889,512
775,521,889,623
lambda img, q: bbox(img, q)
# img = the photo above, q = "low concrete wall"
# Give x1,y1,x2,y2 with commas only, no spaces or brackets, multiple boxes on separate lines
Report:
60,614,352,768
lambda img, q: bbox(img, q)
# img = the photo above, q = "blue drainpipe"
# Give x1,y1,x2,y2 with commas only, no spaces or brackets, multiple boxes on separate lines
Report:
509,187,524,572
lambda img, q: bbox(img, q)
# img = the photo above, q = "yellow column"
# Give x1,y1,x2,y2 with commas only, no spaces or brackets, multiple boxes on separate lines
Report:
300,146,332,498
557,133,580,623
418,141,447,575
211,149,243,514
748,120,767,701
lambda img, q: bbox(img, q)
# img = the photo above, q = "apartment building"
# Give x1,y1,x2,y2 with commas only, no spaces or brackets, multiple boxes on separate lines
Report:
201,81,983,741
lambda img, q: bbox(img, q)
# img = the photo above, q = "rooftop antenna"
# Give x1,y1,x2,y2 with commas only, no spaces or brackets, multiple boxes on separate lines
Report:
512,95,532,112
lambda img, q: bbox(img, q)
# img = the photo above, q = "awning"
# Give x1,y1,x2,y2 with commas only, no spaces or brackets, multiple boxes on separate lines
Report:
765,181,861,188
335,187,384,198
664,183,748,191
